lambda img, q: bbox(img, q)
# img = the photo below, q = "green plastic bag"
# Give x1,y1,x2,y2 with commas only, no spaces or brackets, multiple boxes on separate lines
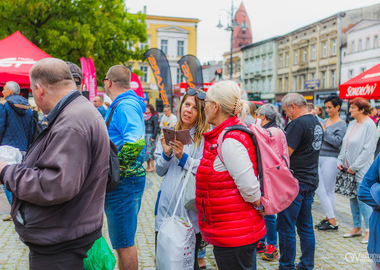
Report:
84,236,116,270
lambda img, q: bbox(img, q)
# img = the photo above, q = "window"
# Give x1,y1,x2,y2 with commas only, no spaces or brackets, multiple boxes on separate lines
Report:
310,73,315,80
361,67,366,73
351,41,355,53
293,76,297,90
177,40,184,56
331,70,335,87
285,77,288,91
301,75,305,89
285,53,289,67
279,78,282,91
256,80,259,91
268,54,273,70
140,66,148,82
358,39,362,52
256,57,260,72
279,55,283,68
140,40,149,50
268,77,272,91
375,36,378,49
322,41,327,57
332,39,337,56
244,60,249,75
161,40,168,54
322,71,326,88
262,80,265,92
311,45,316,60
302,48,307,62
176,68,184,83
349,69,353,79
294,50,298,65
250,58,254,73
366,37,370,50
262,56,266,71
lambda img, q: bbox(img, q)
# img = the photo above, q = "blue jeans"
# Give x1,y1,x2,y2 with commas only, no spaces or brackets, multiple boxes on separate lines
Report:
259,214,277,247
277,183,315,270
105,176,145,249
2,185,12,205
351,181,373,229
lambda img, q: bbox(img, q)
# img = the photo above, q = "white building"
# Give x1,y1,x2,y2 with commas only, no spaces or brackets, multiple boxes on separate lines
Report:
341,20,380,84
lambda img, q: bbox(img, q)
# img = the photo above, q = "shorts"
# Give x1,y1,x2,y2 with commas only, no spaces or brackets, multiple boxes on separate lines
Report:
105,176,145,249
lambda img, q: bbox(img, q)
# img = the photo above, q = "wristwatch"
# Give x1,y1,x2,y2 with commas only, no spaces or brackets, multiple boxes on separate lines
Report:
254,204,264,211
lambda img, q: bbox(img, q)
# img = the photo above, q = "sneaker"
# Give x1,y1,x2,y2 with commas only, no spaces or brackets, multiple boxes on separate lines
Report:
318,221,338,231
256,242,266,253
262,245,279,261
315,219,328,229
2,214,12,222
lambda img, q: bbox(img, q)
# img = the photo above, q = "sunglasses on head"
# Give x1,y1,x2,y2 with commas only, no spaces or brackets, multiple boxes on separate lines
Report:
187,88,206,100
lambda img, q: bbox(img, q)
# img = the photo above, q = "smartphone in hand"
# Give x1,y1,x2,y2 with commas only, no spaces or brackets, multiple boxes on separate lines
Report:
163,128,193,145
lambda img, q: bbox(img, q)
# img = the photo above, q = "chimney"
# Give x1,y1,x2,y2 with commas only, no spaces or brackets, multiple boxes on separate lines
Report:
143,5,147,14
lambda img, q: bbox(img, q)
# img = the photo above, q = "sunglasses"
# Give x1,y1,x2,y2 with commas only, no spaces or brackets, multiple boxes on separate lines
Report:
187,88,206,100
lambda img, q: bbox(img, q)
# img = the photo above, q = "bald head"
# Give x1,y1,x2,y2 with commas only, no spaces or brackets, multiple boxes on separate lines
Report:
107,65,131,89
30,58,76,91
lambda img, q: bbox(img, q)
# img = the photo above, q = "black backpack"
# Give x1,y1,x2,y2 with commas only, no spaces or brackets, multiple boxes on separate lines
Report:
105,101,122,193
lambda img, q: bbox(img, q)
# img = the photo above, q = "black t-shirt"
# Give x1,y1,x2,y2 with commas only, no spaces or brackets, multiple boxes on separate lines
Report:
285,114,323,188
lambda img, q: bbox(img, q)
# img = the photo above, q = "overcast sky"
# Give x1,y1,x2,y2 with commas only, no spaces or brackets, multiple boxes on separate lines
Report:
126,0,380,64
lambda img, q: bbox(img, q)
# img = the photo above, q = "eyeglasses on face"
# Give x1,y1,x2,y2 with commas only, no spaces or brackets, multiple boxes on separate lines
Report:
187,88,206,100
102,78,110,84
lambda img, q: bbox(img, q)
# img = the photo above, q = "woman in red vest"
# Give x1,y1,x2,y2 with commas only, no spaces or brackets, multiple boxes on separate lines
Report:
196,80,266,270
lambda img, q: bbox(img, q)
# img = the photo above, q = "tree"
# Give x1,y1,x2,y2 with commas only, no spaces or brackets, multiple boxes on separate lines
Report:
0,0,147,84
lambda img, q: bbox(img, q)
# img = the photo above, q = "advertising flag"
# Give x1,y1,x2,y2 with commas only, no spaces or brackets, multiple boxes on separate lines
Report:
144,48,172,106
80,57,89,92
87,57,97,102
178,55,203,90
131,73,144,100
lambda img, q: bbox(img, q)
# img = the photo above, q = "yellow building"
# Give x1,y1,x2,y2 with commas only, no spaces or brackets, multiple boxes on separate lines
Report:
129,14,199,111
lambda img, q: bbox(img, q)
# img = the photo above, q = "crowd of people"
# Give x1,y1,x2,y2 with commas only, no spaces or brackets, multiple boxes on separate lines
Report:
1,58,380,270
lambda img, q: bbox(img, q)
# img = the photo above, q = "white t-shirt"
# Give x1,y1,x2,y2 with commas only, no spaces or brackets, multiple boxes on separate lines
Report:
160,114,178,128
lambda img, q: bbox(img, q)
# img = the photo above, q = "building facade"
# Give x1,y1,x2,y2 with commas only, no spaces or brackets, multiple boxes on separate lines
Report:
242,37,278,103
341,20,380,84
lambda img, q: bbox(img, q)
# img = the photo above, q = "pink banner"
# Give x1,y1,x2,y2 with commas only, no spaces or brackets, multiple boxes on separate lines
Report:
130,73,144,100
80,57,89,92
87,57,97,102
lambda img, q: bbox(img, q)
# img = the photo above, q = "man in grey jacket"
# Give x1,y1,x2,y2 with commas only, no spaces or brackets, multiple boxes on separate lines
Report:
0,58,110,270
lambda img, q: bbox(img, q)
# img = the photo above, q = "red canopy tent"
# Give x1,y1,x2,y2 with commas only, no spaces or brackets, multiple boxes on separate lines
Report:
339,63,380,99
0,31,52,89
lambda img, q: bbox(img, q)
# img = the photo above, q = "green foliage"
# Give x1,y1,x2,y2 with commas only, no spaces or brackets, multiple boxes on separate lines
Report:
0,0,147,84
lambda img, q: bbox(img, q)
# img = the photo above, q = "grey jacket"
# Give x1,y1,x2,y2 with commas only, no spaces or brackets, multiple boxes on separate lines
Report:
337,118,377,181
1,92,110,245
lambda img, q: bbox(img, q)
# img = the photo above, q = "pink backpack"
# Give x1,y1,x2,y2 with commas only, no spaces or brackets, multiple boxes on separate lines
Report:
216,124,299,215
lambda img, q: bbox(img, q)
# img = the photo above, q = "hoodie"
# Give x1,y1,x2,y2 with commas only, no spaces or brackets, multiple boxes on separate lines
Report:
0,94,34,151
105,90,147,178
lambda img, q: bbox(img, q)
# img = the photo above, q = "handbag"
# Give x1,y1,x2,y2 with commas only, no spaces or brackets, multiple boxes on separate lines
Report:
183,147,197,211
84,236,116,270
335,168,357,199
156,158,196,270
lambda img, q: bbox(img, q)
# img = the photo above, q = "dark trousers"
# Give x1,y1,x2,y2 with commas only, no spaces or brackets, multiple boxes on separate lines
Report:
29,243,92,270
213,242,258,270
277,183,316,270
155,231,202,270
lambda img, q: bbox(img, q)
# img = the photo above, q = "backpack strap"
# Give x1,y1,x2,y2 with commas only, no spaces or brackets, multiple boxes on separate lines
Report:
214,124,253,164
106,100,123,128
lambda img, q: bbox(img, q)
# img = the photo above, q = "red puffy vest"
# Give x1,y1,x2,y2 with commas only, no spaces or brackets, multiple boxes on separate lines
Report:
196,117,266,247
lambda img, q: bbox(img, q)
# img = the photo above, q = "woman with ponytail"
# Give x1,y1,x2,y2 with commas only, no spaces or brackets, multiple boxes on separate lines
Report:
196,80,266,270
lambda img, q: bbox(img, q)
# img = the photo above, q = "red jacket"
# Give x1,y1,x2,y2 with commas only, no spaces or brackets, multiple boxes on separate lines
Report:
196,117,266,247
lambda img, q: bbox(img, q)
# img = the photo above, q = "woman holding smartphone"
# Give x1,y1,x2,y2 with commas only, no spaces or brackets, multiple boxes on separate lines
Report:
154,90,209,269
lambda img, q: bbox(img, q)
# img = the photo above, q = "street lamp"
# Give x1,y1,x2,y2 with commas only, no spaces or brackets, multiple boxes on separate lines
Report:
216,0,248,80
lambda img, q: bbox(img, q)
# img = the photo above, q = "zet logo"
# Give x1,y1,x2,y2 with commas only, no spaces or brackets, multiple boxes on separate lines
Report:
0,57,36,68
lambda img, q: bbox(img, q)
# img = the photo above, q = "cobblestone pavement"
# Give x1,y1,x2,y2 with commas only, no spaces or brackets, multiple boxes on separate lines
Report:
0,172,373,269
